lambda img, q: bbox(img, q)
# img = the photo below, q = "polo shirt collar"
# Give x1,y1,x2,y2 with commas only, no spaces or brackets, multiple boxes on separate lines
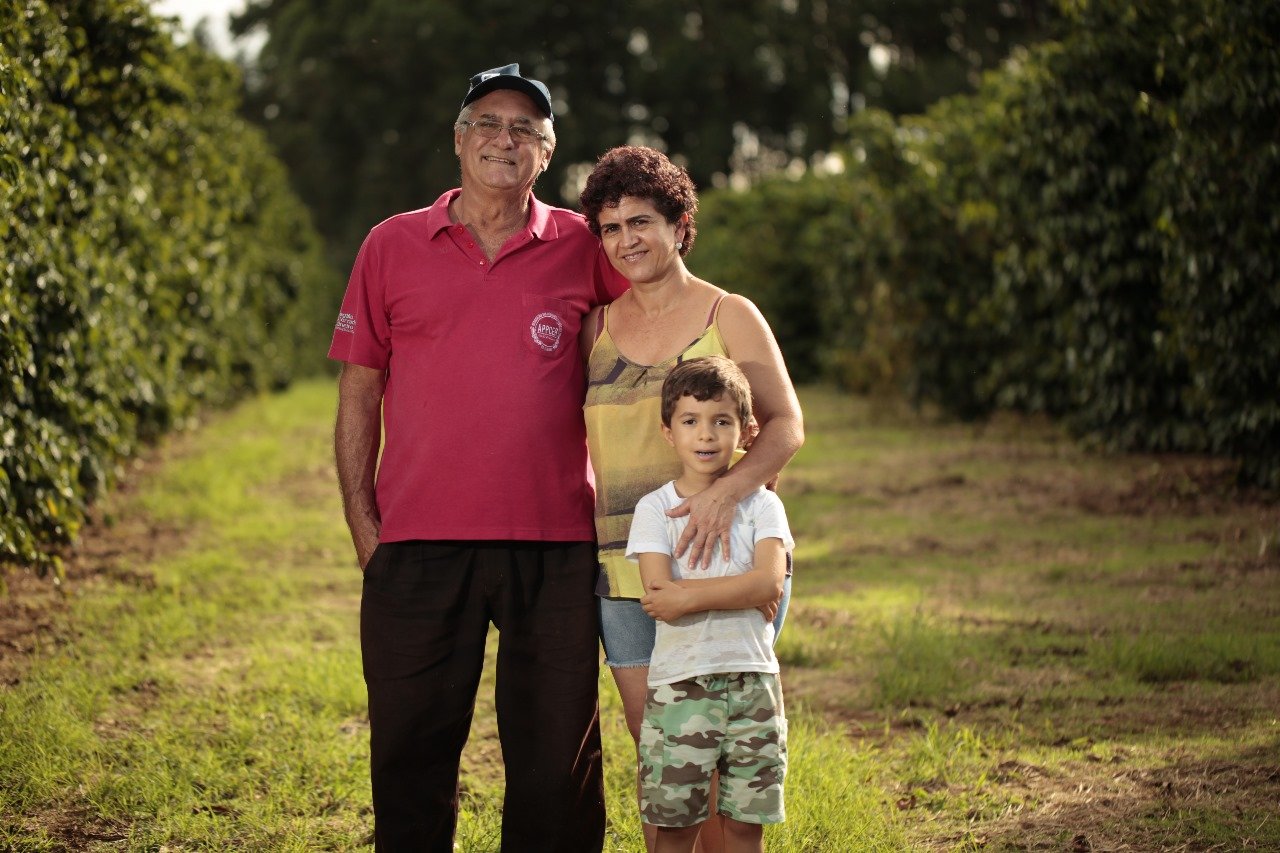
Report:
526,194,558,241
424,189,560,242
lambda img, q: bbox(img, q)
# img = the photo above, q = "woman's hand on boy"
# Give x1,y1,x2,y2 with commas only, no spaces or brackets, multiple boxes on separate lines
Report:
668,479,738,569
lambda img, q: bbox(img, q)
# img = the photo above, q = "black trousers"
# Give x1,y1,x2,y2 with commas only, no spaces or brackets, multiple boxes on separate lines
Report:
360,540,605,852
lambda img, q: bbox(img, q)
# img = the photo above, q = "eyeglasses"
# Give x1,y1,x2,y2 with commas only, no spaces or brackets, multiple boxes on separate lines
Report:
459,119,549,145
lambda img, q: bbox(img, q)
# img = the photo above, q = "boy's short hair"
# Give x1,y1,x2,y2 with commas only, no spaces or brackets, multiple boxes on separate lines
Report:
661,356,752,427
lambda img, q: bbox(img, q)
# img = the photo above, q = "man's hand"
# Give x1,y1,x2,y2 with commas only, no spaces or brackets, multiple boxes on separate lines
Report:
352,515,381,571
667,480,737,570
641,579,696,623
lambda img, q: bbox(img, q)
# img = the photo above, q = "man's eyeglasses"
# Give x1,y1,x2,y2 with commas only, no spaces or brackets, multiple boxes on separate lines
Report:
459,119,549,145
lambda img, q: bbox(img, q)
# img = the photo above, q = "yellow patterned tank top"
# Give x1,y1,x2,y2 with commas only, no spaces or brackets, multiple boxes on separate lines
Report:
585,297,730,599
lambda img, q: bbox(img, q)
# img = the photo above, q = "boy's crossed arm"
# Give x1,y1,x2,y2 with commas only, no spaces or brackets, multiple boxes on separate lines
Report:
637,538,787,623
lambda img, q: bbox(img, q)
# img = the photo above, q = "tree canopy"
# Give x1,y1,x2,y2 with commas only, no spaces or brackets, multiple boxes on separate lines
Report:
232,0,1052,264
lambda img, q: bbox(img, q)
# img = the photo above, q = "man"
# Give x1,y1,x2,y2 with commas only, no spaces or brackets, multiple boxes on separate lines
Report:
329,63,625,852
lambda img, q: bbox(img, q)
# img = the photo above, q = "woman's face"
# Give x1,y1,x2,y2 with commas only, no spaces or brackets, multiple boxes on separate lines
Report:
595,195,686,285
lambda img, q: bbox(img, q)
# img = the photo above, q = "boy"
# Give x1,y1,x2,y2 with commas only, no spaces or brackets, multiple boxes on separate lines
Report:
626,355,793,853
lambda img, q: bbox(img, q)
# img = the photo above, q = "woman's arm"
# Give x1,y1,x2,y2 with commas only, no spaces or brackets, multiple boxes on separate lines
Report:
668,293,805,568
642,538,787,622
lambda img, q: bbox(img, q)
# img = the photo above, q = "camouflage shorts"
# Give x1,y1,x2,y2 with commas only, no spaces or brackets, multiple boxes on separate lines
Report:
638,672,787,828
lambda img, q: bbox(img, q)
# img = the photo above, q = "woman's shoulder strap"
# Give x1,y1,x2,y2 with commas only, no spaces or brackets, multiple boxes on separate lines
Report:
596,303,610,342
706,293,727,328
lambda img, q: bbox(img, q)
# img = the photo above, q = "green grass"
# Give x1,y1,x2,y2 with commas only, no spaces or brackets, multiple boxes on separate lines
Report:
0,381,902,851
778,388,1280,851
1,382,370,851
3,381,1279,851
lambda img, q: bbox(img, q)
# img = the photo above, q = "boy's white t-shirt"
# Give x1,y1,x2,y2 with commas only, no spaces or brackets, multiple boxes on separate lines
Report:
625,482,795,687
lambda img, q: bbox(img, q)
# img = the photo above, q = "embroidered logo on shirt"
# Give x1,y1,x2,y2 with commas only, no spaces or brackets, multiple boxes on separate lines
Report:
335,312,356,334
530,311,565,352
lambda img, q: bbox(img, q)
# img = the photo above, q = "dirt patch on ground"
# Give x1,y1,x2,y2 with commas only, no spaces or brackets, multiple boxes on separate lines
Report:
0,569,69,687
13,805,130,850
921,747,1280,852
874,446,1277,524
871,670,1273,828
255,462,338,509
1069,456,1269,518
0,450,191,689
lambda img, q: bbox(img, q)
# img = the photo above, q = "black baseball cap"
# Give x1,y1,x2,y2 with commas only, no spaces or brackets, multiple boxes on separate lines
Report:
461,63,554,121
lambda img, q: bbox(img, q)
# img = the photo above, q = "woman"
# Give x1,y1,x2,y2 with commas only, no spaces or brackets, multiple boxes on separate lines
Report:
579,146,804,850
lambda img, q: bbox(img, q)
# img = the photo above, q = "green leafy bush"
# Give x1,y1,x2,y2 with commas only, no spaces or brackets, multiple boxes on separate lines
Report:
1147,0,1280,487
1,0,340,571
695,111,913,398
696,0,1279,486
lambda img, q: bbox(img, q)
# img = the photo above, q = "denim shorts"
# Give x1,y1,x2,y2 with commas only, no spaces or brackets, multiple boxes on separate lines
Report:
599,571,792,668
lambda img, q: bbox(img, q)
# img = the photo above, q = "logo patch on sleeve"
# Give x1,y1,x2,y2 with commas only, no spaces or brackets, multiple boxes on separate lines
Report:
336,312,356,334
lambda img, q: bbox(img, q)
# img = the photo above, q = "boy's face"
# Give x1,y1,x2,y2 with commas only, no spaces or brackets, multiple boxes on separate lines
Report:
661,393,743,479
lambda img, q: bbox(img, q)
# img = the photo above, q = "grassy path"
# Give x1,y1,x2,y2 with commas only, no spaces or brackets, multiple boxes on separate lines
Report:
2,379,1278,850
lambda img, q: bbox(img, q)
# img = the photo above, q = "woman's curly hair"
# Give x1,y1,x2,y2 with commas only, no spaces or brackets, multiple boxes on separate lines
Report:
579,146,698,257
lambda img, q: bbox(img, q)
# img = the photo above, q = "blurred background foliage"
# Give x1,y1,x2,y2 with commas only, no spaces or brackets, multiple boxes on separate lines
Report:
2,0,338,572
232,0,1054,269
2,0,1277,570
696,0,1279,487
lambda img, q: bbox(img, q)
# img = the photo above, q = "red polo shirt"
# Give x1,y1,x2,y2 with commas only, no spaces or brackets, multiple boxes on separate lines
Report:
329,189,627,542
